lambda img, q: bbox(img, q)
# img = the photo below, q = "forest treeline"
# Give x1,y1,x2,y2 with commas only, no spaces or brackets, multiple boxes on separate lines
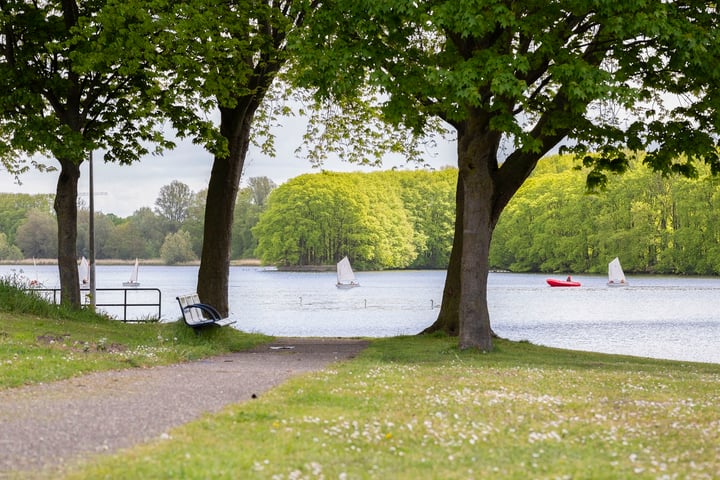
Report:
5,156,720,273
0,177,275,265
491,155,720,275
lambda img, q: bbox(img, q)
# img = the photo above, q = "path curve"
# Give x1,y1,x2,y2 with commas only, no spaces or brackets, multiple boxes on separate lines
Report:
0,338,368,478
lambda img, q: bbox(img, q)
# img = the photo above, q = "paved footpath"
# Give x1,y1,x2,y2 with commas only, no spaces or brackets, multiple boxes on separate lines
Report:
0,338,368,478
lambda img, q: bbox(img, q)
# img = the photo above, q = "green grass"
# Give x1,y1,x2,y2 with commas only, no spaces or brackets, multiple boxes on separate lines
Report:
62,335,720,479
0,277,270,389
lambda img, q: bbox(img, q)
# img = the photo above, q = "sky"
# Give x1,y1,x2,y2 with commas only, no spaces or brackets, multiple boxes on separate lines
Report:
0,114,457,218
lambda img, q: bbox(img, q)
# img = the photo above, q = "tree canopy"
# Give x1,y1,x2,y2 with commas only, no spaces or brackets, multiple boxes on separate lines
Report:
253,170,456,269
138,0,320,316
0,0,172,306
291,0,720,350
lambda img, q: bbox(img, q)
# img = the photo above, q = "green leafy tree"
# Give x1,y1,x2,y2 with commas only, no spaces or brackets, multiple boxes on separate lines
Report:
104,207,167,259
155,180,194,229
247,177,276,208
356,173,417,269
0,194,54,246
254,173,367,266
14,210,57,259
128,208,168,258
393,169,457,269
254,171,420,269
145,0,320,316
76,211,117,259
160,230,197,265
0,1,172,306
0,232,22,261
231,178,275,259
293,0,720,350
181,189,207,258
231,188,259,259
103,222,146,260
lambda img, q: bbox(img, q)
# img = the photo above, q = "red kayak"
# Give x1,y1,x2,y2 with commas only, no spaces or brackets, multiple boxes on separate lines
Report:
546,278,581,287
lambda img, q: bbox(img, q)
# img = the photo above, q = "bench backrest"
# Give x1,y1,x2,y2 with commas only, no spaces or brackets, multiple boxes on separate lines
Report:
177,293,207,324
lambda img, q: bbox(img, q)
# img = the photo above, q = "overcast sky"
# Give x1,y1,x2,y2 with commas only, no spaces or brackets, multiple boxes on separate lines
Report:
1,115,457,218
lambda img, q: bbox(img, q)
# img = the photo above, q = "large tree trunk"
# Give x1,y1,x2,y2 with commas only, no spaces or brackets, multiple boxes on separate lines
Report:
422,178,462,336
54,158,81,307
197,101,257,316
457,147,496,350
453,113,505,351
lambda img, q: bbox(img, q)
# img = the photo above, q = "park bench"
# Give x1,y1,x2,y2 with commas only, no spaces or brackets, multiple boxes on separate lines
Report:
176,293,236,330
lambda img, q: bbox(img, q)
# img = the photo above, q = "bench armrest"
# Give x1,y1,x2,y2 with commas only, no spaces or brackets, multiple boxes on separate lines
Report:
183,303,223,321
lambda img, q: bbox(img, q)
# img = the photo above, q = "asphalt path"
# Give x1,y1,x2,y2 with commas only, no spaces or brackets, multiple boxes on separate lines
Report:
0,338,368,478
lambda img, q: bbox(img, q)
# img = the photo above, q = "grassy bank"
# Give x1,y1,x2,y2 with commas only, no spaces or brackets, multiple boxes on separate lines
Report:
0,280,269,389
63,336,720,479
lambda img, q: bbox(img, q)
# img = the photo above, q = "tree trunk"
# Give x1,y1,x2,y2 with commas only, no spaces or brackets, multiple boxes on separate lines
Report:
54,158,81,307
422,178,462,336
454,115,503,351
458,162,495,351
197,102,256,316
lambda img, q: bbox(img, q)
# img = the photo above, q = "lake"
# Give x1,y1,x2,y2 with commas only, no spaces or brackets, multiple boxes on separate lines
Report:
2,264,719,365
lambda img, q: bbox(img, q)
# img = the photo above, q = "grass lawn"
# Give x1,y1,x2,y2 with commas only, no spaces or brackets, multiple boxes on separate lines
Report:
62,335,720,479
3,278,718,479
0,280,269,389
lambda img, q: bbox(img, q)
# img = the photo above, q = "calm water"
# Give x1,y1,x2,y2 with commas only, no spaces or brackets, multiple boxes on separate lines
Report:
3,264,720,365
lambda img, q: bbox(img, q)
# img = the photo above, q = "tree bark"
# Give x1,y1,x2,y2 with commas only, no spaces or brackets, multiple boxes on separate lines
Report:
457,127,497,351
54,158,81,307
197,100,257,316
421,178,462,336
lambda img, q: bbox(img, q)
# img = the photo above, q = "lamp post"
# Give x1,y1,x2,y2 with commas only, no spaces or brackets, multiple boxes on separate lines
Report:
88,151,96,310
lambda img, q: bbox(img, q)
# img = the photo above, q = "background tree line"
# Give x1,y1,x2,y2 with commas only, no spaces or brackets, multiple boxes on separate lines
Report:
490,154,720,275
8,157,720,274
0,177,275,265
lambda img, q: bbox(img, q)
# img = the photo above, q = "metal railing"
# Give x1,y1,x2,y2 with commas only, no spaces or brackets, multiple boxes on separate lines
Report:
28,288,162,322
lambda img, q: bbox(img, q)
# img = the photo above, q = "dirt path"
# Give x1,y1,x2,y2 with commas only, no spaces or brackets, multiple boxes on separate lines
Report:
0,338,368,478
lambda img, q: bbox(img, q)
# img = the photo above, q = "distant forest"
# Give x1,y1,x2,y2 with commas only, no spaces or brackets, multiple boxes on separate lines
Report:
491,155,720,275
0,177,276,265
4,157,720,273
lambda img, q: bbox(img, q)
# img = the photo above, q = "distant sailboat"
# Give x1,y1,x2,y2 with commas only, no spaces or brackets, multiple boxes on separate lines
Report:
29,257,42,288
336,256,359,289
607,257,628,286
79,256,89,286
123,258,140,287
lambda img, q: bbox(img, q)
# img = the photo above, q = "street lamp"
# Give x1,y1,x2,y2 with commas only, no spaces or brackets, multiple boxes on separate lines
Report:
88,151,96,310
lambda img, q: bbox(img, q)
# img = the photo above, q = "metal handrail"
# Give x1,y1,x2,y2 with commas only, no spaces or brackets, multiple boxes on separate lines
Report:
27,288,162,322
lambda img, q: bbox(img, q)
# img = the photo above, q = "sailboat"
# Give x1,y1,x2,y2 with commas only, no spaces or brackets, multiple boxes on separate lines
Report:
79,256,89,286
29,257,43,288
336,256,359,289
607,257,628,286
123,258,141,287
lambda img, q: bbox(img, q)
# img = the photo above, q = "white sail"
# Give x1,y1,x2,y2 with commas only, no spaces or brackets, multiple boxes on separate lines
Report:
336,256,359,288
29,257,42,288
79,256,89,285
607,257,628,286
123,258,140,287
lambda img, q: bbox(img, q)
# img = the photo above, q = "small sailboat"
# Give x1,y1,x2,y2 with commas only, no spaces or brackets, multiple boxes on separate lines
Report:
607,257,628,286
336,256,359,289
79,256,89,286
29,257,43,288
123,258,141,287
